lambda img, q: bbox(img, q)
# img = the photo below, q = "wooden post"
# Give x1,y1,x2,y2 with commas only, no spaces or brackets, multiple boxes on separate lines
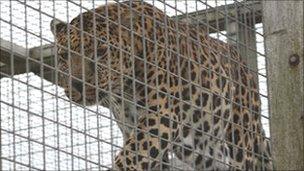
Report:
227,12,258,74
262,1,304,170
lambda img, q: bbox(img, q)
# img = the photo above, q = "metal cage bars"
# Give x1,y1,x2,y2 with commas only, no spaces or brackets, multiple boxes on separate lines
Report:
0,0,270,170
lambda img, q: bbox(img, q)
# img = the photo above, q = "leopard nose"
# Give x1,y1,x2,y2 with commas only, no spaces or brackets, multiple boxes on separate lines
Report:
72,79,83,93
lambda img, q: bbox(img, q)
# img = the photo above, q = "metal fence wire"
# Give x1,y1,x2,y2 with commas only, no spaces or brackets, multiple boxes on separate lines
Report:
0,0,271,170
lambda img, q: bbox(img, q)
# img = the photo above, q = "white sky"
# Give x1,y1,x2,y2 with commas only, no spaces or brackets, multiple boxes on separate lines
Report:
0,1,269,170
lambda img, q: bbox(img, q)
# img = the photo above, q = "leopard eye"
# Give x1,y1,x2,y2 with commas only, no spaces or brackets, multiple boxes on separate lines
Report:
60,52,69,60
96,45,108,59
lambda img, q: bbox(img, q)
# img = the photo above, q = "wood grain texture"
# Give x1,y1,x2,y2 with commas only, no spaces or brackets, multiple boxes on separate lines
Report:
262,1,304,170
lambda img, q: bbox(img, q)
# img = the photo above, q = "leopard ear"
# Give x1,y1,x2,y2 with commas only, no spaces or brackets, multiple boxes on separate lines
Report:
50,19,67,35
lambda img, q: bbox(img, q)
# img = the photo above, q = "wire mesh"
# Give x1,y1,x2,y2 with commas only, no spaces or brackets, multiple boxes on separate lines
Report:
1,0,271,170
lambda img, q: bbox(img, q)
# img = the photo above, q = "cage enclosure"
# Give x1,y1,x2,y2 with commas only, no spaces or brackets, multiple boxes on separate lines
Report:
1,1,272,170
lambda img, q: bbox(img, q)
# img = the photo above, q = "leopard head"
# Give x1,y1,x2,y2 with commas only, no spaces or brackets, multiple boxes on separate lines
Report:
50,3,146,107
50,17,119,106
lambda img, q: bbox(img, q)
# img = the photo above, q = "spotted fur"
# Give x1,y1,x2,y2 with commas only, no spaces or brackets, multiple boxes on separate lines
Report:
51,1,272,170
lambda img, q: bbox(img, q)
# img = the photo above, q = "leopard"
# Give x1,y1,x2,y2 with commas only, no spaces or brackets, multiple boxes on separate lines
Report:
50,1,272,170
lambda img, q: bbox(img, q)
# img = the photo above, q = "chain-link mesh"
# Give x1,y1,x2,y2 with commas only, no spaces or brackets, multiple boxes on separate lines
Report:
1,0,271,170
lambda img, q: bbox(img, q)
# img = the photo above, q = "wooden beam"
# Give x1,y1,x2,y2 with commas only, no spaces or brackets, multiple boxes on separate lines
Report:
175,1,262,33
1,1,262,81
0,38,30,77
175,1,260,75
263,1,304,170
0,38,56,83
0,38,28,58
226,12,258,74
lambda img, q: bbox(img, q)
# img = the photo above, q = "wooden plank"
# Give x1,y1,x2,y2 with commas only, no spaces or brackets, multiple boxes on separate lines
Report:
226,13,258,74
175,1,262,33
1,1,262,82
176,1,260,76
0,38,56,83
0,38,29,77
262,1,304,170
0,38,28,58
